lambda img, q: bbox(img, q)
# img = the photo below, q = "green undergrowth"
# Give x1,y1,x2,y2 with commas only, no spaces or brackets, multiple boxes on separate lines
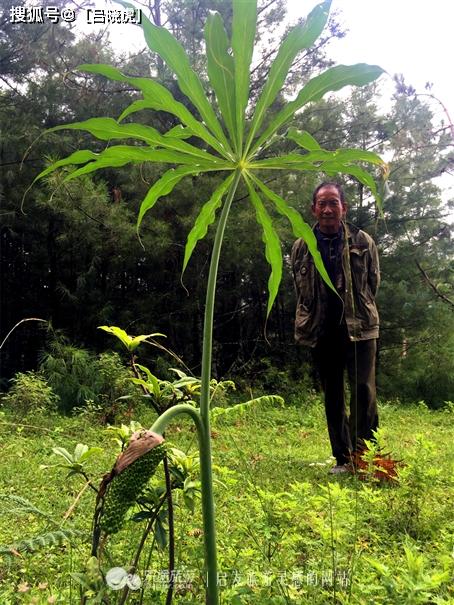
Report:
0,397,453,604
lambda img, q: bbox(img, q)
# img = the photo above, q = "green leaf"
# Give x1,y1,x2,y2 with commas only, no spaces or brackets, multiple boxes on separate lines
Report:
182,174,235,273
78,447,103,463
131,510,154,522
129,333,166,351
211,394,284,421
164,125,193,139
49,117,157,143
33,150,98,183
117,99,155,122
232,0,257,152
245,177,282,316
287,128,321,151
286,135,385,166
52,447,73,464
249,174,335,292
80,64,229,158
130,377,152,389
49,118,223,164
205,12,237,150
98,325,132,349
137,166,206,229
73,443,88,461
154,516,167,550
135,364,154,383
246,1,331,152
253,154,384,173
60,148,224,184
114,4,232,154
334,164,383,213
250,150,385,190
250,63,384,155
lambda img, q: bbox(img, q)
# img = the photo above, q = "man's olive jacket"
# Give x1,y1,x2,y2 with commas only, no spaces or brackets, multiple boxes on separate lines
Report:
291,222,380,347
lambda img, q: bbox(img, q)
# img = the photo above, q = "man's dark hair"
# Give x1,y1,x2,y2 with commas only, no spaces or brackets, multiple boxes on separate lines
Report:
312,182,345,205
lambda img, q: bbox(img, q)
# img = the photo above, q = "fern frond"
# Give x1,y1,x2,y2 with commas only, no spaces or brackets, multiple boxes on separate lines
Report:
0,494,59,526
210,394,284,422
0,529,83,556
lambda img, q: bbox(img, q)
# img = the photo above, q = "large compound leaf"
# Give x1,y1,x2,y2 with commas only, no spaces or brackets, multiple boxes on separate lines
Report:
183,174,235,273
245,177,282,315
117,2,231,153
232,0,257,152
249,174,335,292
79,64,229,158
246,0,331,153
250,63,384,155
204,12,237,151
49,117,223,164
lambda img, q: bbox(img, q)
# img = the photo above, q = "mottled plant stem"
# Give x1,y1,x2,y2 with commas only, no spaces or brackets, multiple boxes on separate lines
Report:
198,170,241,605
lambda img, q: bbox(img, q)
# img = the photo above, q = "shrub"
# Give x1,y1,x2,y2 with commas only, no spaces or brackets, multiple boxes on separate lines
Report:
40,335,98,412
1,371,59,416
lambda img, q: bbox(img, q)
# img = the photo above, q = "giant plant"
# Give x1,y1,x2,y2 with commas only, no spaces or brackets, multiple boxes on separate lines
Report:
33,1,386,602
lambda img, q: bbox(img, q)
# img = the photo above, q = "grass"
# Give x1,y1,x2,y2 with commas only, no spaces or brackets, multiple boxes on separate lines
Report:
0,395,453,604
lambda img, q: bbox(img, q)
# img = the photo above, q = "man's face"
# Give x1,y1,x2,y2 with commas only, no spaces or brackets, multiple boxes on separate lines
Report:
311,185,347,234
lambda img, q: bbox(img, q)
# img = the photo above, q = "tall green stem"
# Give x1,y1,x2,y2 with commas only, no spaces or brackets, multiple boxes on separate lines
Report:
199,170,241,605
150,171,241,604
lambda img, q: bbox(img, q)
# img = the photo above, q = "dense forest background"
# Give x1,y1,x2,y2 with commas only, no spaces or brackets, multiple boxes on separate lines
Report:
1,0,453,408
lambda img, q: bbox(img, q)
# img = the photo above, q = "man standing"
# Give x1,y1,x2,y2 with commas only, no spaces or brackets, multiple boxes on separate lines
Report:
291,182,380,474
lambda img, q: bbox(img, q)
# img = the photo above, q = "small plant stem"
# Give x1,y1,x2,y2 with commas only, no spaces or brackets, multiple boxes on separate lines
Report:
63,480,90,520
138,534,157,605
0,317,47,350
164,455,175,605
199,170,241,605
118,493,167,605
79,471,99,493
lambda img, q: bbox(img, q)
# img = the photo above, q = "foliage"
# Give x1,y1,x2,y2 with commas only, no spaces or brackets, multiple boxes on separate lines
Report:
39,332,141,415
39,334,100,412
46,442,103,478
365,540,451,604
210,394,284,422
0,527,82,557
0,371,59,416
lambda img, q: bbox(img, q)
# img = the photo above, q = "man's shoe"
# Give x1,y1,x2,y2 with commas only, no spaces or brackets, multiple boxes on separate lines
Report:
329,464,350,474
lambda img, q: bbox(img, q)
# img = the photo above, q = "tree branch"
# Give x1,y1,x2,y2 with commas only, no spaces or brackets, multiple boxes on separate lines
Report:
415,261,454,309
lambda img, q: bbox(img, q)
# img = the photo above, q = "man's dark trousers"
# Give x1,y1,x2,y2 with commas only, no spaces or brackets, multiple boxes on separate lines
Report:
313,324,379,465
